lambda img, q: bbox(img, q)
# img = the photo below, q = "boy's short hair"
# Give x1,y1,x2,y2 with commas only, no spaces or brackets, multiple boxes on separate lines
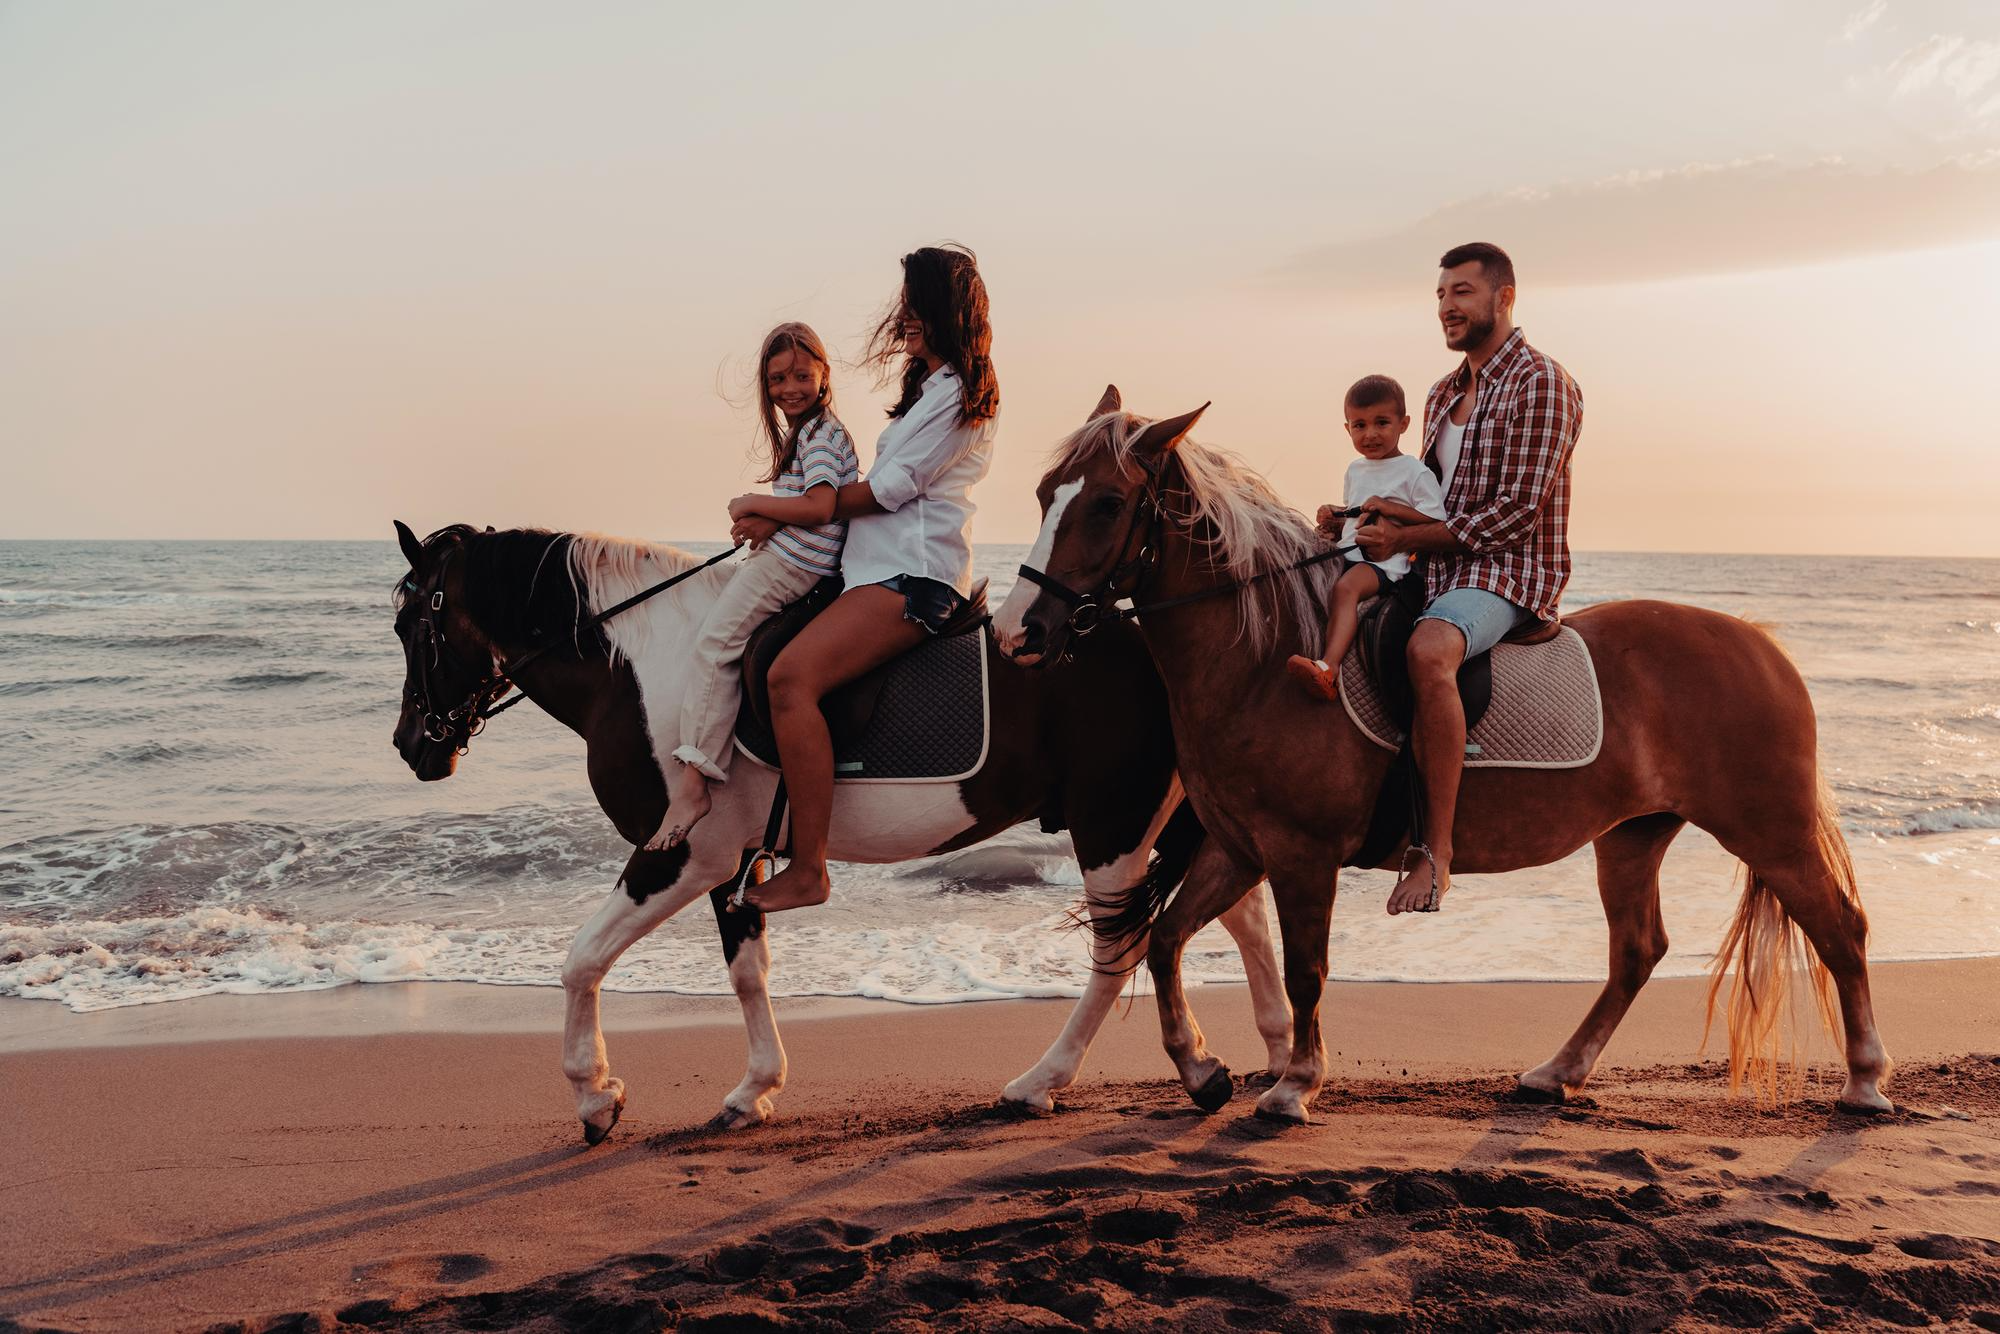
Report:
1344,374,1406,417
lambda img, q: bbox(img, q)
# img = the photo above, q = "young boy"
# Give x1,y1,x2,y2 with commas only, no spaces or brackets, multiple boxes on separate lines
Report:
1286,374,1447,701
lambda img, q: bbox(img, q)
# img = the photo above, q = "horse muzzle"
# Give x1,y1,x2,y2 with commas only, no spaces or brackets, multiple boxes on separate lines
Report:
394,710,461,781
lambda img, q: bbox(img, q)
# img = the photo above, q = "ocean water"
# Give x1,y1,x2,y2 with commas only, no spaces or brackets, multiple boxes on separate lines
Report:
1,540,1996,1013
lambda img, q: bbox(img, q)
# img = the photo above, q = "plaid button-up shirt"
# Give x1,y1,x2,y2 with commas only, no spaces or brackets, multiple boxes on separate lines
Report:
1420,327,1583,620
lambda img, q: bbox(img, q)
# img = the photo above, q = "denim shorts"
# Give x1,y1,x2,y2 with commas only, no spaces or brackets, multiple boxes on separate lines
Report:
877,575,969,635
1416,586,1532,659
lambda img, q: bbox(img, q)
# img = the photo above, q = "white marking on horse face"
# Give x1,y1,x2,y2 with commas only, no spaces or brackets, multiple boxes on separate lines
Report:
995,479,1085,659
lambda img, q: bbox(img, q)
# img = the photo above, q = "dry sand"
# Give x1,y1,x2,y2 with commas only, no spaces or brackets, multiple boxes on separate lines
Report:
3,961,1998,1331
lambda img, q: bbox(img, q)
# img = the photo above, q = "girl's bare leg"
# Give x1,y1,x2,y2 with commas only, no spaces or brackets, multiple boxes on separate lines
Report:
646,761,712,851
749,586,926,912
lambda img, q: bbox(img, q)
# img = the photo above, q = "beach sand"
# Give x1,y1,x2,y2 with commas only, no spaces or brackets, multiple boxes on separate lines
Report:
4,961,1999,1331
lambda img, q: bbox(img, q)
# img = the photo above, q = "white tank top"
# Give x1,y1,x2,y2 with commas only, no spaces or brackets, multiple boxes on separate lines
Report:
1436,415,1467,496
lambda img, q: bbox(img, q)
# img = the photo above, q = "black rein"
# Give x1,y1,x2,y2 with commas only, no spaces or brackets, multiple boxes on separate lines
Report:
1016,491,1366,642
405,539,740,749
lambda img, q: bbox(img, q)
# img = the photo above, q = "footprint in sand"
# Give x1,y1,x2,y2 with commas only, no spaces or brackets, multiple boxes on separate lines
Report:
350,1252,494,1286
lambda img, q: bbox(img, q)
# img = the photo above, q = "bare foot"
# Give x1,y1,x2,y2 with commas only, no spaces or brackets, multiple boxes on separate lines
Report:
1387,848,1448,915
744,861,830,912
644,767,712,851
1285,655,1339,702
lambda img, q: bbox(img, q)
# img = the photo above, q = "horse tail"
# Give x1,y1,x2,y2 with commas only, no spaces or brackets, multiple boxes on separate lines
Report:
1078,799,1206,974
1703,783,1850,1101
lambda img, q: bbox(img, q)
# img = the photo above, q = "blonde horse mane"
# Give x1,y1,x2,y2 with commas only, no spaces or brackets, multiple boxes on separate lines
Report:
1048,411,1336,657
565,532,720,666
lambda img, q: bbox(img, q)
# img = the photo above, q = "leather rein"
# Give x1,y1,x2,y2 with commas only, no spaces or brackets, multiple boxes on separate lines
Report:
1014,458,1356,643
401,531,739,753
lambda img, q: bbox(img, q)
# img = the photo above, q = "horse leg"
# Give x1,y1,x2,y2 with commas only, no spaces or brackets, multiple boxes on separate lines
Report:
1215,884,1292,1081
562,840,743,1144
1147,840,1263,1111
1519,813,1683,1102
1702,804,1892,1112
1001,792,1182,1112
1253,862,1337,1124
707,859,786,1129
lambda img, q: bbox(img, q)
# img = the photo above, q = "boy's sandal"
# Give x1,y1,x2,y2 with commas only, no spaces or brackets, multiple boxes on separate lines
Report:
1284,655,1339,701
1400,843,1442,913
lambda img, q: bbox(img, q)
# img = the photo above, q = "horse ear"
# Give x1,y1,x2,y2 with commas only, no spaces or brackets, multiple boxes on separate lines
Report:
1091,384,1122,419
1130,403,1209,459
394,520,425,571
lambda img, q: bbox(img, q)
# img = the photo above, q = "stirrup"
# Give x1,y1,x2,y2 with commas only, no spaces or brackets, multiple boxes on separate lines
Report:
728,848,780,911
1400,843,1441,913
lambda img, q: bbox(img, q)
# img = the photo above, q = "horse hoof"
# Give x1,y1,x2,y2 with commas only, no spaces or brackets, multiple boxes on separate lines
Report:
1835,1096,1894,1117
1241,1070,1281,1091
1252,1101,1309,1126
707,1104,767,1132
1190,1067,1235,1113
995,1096,1053,1119
581,1094,625,1147
1510,1079,1567,1105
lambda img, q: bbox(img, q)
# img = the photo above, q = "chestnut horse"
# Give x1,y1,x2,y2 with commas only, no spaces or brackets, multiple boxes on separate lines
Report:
390,521,1293,1143
994,388,1892,1122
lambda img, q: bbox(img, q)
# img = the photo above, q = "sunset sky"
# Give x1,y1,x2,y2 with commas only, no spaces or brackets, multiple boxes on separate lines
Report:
3,0,1997,555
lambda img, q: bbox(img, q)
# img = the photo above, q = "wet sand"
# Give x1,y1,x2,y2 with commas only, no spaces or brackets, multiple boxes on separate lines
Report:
3,961,1998,1330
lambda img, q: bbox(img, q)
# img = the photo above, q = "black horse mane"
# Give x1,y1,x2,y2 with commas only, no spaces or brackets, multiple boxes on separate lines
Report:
414,525,607,658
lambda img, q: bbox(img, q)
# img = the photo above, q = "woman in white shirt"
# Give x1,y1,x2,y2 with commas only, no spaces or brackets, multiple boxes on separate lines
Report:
731,245,999,912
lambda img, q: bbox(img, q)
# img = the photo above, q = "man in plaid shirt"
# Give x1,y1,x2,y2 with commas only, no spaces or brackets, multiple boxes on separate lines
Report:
1352,242,1583,916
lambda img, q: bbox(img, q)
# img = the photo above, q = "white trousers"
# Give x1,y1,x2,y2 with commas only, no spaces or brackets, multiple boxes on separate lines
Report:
669,546,824,783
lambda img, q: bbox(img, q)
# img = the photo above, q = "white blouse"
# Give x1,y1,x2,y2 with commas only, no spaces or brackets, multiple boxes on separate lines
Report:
841,365,996,596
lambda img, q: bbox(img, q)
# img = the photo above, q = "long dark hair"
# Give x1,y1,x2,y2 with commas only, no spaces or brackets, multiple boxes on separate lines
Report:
754,321,836,484
862,244,998,425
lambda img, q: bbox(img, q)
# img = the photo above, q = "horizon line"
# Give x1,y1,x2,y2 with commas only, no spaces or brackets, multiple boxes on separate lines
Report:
0,537,1995,564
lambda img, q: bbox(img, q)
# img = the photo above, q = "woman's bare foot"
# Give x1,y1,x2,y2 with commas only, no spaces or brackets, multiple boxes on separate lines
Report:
1285,655,1339,702
645,765,713,851
1387,847,1448,915
744,861,831,912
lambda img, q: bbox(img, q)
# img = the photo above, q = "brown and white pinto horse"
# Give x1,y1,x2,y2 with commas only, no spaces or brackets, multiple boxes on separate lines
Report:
389,521,1293,1143
994,388,1892,1123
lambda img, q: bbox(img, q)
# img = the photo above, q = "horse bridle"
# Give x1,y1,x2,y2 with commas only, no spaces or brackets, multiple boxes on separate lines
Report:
1012,457,1173,645
400,529,742,753
400,533,513,752
1014,455,1352,649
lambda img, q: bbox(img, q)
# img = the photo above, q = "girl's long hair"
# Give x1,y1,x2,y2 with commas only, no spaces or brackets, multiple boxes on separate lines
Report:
862,244,998,425
754,322,835,484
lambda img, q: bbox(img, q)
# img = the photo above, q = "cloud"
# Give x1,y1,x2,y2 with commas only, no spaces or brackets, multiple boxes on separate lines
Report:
1886,34,2000,115
1276,155,2000,292
1840,0,1889,43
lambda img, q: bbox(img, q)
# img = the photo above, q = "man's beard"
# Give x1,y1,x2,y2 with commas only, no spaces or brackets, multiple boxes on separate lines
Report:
1446,311,1496,352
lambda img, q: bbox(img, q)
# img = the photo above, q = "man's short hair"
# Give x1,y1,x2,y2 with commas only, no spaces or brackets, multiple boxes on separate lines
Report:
1344,374,1406,417
1438,241,1515,291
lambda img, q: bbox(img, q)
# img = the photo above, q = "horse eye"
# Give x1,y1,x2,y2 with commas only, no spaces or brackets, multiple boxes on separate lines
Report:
1091,495,1125,519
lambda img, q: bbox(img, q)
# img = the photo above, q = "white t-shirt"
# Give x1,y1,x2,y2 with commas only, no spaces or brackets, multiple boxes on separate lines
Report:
1339,452,1447,580
841,365,996,596
1434,416,1467,497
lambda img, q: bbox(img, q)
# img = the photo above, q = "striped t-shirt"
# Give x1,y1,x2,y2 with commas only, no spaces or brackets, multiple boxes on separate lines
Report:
766,412,860,578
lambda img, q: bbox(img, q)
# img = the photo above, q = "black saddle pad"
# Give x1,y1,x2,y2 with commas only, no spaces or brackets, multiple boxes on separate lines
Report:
1356,572,1493,733
733,579,991,781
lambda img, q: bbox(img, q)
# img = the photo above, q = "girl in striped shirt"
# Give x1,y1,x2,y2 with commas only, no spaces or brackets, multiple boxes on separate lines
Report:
647,322,859,850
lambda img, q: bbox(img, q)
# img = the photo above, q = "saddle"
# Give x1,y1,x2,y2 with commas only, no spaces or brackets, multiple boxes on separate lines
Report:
1345,573,1566,869
732,577,991,780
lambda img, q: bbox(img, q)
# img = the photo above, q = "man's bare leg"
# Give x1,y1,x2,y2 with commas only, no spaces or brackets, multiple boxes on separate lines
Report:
1388,618,1467,914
